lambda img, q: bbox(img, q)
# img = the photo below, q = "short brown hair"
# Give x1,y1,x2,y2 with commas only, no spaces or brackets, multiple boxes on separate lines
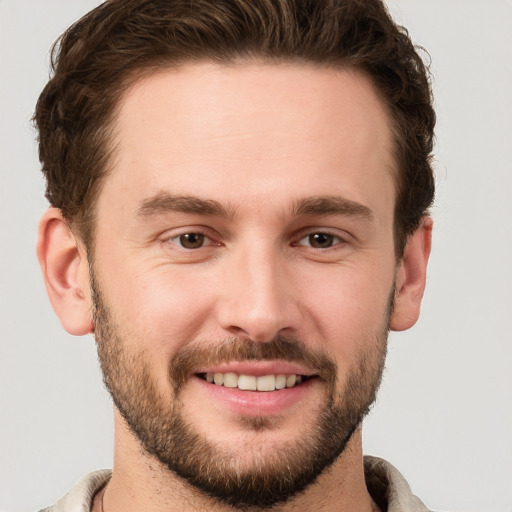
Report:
34,0,435,256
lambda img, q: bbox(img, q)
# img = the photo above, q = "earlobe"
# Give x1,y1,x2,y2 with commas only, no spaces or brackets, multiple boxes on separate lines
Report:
390,217,433,332
37,208,93,336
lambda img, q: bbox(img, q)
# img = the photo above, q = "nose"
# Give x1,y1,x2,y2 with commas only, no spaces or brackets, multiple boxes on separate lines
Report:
215,242,302,342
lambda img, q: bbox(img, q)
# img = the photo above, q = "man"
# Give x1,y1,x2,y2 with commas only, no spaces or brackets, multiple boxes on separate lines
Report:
35,0,435,510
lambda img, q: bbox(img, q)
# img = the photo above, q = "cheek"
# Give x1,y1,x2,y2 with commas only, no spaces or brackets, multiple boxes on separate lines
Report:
300,262,394,356
96,258,215,357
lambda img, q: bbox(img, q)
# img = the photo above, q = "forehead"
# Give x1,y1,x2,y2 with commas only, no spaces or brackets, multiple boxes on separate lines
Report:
102,62,395,219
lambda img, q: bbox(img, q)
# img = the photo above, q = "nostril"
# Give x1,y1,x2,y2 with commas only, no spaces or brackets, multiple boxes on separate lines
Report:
216,282,302,343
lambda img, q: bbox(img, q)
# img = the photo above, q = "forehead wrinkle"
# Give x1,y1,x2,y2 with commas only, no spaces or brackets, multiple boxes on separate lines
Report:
136,192,237,220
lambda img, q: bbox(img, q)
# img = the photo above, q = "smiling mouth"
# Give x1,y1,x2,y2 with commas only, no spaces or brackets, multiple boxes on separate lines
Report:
197,372,313,391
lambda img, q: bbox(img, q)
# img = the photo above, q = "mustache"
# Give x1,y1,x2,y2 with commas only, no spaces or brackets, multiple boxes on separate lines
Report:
169,334,338,393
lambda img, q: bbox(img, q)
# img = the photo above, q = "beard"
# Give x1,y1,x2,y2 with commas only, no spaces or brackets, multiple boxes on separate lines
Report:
91,270,389,510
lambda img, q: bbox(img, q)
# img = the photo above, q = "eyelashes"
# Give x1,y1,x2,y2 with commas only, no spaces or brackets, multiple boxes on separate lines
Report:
169,232,210,249
294,232,345,249
163,229,348,252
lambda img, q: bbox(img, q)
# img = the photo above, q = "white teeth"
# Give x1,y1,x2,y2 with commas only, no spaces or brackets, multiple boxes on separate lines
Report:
223,372,238,388
275,374,287,389
286,375,297,388
238,374,257,390
203,372,306,391
257,374,275,391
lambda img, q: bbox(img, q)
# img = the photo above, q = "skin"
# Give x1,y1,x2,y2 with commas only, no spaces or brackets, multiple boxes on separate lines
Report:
38,62,432,511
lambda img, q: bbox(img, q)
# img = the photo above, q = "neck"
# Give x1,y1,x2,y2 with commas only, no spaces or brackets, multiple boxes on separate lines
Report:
102,410,379,512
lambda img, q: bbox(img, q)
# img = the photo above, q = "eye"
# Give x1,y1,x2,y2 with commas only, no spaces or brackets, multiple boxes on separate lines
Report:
170,232,208,249
296,232,342,249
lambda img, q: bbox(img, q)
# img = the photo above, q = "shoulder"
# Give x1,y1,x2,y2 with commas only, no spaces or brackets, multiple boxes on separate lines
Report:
364,456,431,512
39,470,112,512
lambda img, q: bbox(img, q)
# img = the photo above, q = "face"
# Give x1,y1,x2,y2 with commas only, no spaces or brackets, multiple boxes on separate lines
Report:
90,63,398,508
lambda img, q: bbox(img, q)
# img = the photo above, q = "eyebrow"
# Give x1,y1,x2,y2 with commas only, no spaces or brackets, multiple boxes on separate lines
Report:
291,195,374,220
137,192,234,219
136,192,373,222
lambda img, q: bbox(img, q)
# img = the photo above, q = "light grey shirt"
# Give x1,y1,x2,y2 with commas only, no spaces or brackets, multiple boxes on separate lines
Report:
40,456,431,512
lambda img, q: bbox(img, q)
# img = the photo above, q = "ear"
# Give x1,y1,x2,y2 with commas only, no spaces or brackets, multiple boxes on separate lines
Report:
37,208,93,336
390,217,433,332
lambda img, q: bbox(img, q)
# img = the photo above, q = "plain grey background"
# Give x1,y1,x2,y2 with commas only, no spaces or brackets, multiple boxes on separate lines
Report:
1,1,511,511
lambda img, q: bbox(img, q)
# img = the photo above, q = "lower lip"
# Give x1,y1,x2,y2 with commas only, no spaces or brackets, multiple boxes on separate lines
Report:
195,376,316,416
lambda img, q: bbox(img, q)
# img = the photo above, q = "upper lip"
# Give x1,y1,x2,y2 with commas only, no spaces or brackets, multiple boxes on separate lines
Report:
194,361,318,377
